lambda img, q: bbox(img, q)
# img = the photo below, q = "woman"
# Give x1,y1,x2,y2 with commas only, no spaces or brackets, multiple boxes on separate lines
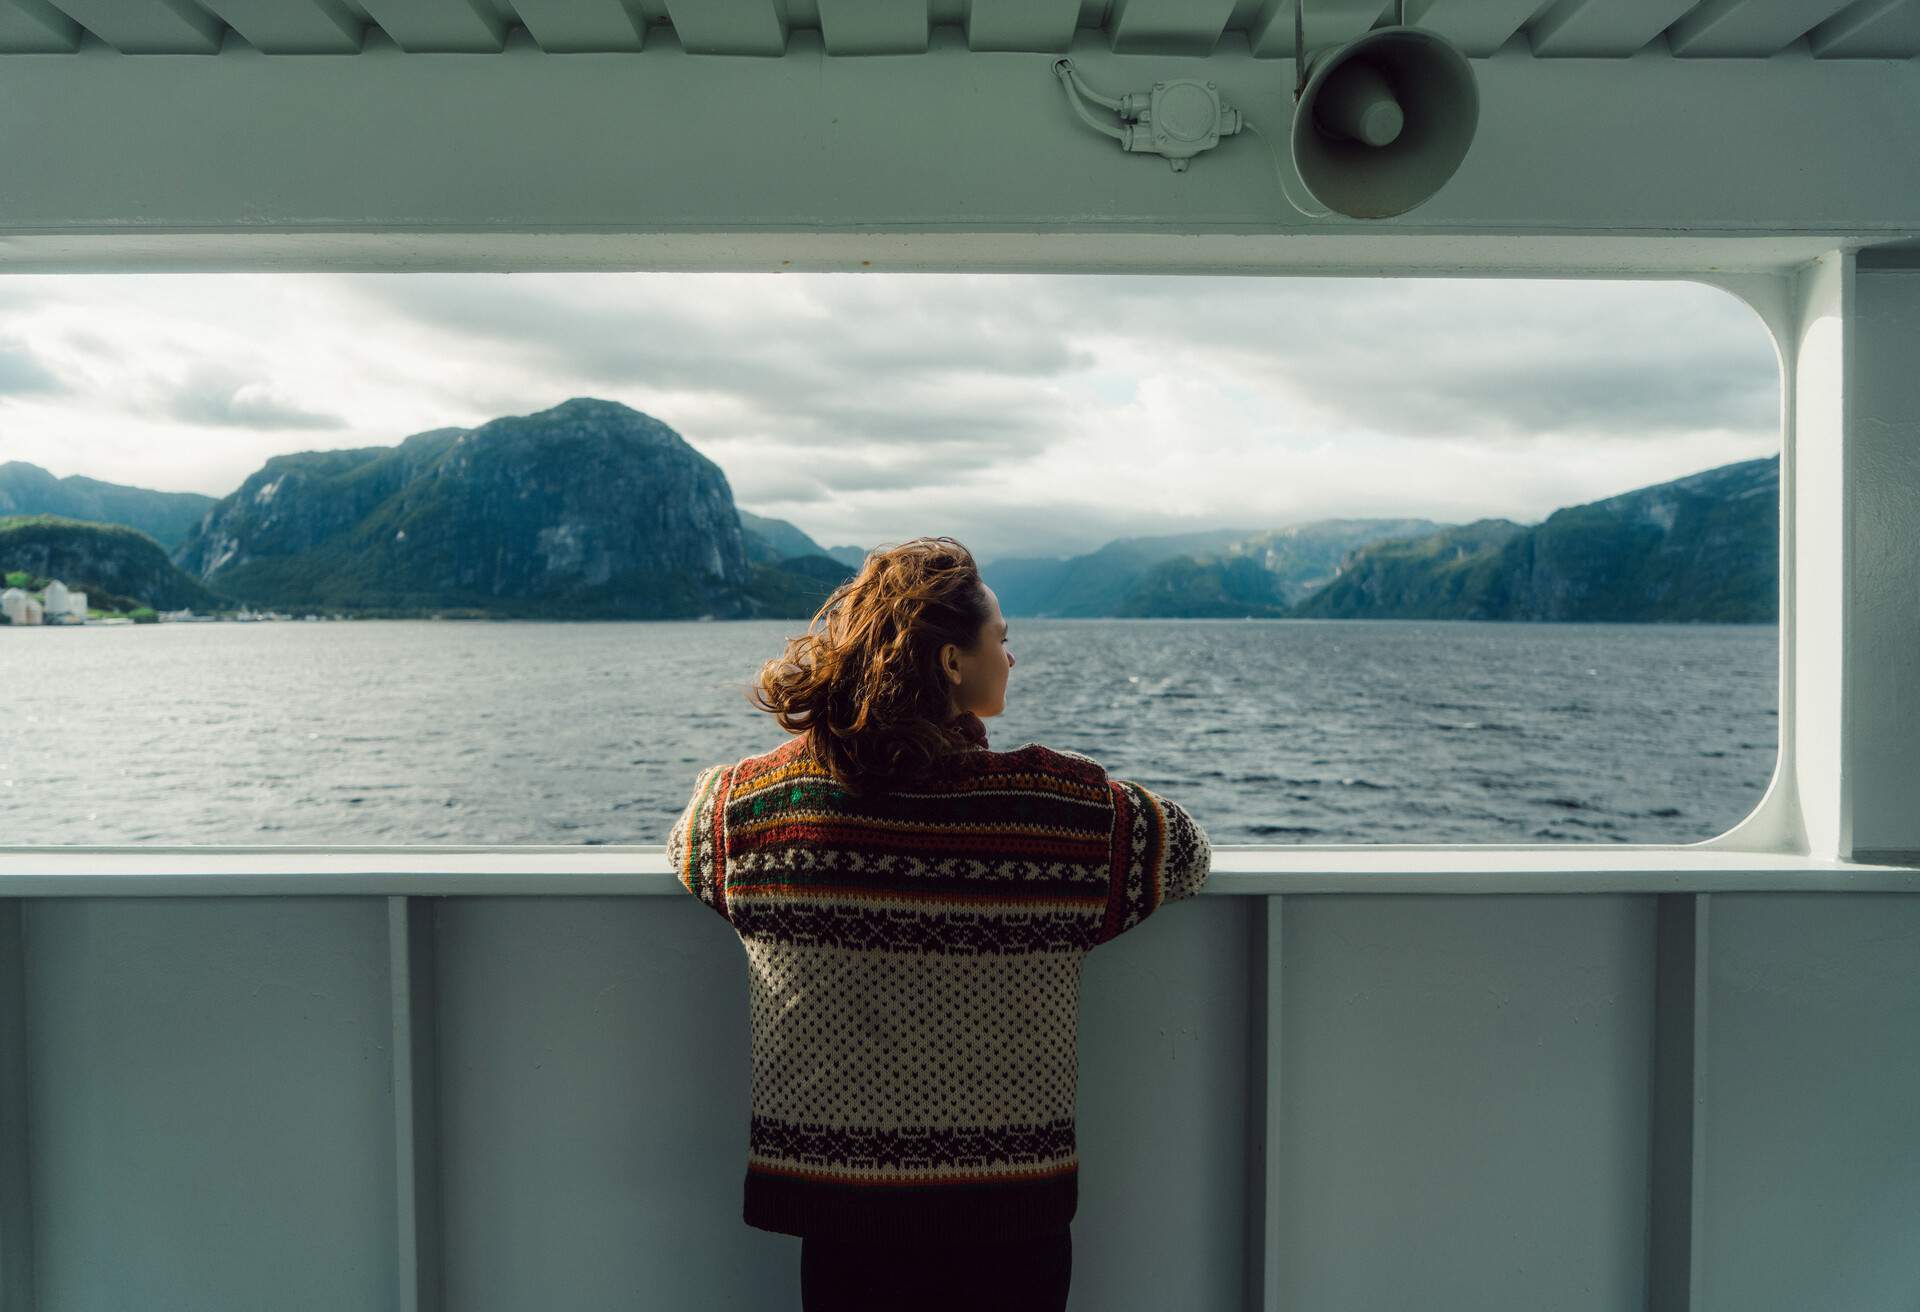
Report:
668,536,1212,1312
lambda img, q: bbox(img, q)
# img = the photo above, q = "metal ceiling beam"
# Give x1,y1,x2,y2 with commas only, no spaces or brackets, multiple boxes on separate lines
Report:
963,0,1079,52
661,0,787,55
1403,0,1544,57
6,0,1920,57
817,0,928,54
1667,0,1860,57
0,0,82,51
1246,0,1393,59
1807,0,1920,57
511,0,648,52
1530,0,1695,57
358,0,504,52
1109,0,1240,54
40,0,224,53
202,0,362,53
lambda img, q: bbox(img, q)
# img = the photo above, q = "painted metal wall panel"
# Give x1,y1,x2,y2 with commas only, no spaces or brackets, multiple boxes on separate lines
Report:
23,891,1908,1309
1844,258,1920,858
19,897,397,1311
1697,893,1920,1312
1075,893,1251,1311
432,896,787,1308
1268,894,1654,1311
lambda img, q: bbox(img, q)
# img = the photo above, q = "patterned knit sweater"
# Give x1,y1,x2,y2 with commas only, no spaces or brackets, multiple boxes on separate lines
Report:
665,712,1213,1244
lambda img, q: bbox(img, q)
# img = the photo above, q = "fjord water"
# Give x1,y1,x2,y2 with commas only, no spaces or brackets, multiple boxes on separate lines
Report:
3,618,1776,846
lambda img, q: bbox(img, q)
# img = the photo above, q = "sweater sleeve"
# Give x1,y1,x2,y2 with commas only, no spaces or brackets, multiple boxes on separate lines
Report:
667,763,734,924
1095,778,1213,946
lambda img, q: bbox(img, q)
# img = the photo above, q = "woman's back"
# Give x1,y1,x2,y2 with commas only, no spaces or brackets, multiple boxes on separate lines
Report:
667,731,1213,1245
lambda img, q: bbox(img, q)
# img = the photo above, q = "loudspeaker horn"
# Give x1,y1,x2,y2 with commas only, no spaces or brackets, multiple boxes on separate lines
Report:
1290,25,1479,220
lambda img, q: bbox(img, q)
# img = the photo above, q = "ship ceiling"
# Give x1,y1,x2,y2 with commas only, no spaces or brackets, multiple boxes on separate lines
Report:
1,0,1914,58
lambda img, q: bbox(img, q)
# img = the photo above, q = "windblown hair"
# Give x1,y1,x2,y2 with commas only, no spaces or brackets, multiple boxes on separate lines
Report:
747,536,993,796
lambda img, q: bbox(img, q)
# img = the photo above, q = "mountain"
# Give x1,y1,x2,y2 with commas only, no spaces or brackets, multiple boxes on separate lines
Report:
0,515,231,614
0,461,218,552
1119,553,1295,617
736,510,862,614
1284,519,1529,619
1293,457,1778,622
985,520,1442,618
172,426,469,581
983,529,1264,617
10,417,1777,623
1117,518,1447,617
169,398,852,619
739,509,827,563
741,552,858,614
735,512,867,572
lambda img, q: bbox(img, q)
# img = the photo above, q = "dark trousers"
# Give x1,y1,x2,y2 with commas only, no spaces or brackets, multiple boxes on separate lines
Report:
800,1226,1072,1311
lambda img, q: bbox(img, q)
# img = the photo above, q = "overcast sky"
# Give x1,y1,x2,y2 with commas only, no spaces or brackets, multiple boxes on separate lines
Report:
0,272,1779,564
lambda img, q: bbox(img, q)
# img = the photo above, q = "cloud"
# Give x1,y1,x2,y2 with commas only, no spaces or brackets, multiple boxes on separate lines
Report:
1053,274,1777,440
734,476,831,506
164,367,346,430
0,339,65,396
726,444,993,506
332,273,1093,481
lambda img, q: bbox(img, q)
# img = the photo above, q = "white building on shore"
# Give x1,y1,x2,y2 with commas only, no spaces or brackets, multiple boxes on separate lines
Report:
1,586,43,626
2,580,89,626
43,579,88,623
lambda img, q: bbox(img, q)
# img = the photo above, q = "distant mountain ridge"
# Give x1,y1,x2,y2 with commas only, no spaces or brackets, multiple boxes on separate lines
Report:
738,510,868,571
1295,457,1778,622
981,459,1774,623
984,519,1442,618
0,461,217,551
985,528,1269,617
5,399,1778,623
738,509,829,564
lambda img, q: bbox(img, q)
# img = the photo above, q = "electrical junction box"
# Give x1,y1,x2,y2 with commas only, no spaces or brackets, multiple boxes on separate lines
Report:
1120,80,1243,170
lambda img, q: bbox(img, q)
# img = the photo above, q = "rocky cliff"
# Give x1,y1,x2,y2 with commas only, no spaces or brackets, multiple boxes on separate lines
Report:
169,398,824,618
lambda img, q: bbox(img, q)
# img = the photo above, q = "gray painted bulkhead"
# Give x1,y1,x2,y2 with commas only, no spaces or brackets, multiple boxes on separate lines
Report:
4,889,1917,1311
3,5,1919,1309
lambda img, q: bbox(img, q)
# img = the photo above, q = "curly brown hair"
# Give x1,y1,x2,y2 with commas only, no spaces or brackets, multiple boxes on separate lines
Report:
747,536,994,795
